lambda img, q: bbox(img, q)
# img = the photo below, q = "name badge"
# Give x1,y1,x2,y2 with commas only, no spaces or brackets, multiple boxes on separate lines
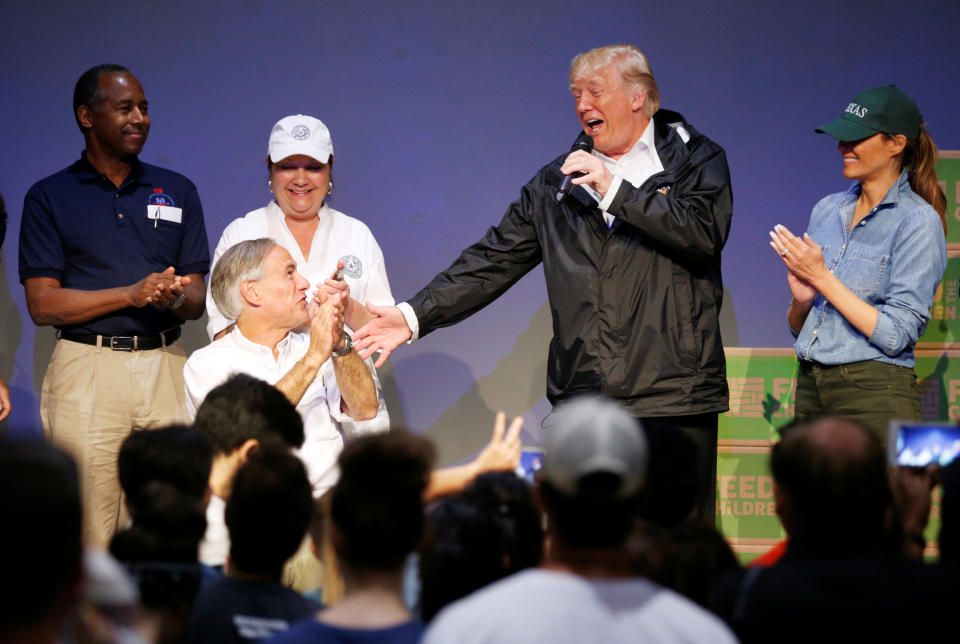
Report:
147,205,182,224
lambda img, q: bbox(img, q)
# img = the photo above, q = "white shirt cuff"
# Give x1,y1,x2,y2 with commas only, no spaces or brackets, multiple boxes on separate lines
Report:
397,302,420,342
597,174,624,213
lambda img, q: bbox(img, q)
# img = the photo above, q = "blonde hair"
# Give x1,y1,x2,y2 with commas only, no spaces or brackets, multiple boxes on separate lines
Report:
570,45,660,117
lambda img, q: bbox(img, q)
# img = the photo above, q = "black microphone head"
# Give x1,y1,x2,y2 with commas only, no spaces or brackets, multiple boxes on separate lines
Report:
572,132,594,153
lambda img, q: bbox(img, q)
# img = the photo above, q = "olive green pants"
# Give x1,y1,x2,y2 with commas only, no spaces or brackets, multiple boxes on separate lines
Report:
795,359,920,443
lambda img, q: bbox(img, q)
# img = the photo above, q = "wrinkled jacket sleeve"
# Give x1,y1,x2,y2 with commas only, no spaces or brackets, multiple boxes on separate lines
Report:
606,138,732,265
408,180,544,337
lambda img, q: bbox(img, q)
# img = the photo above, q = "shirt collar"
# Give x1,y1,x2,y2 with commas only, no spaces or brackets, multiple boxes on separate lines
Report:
845,169,911,208
268,198,332,222
230,324,294,359
594,118,656,165
72,151,146,187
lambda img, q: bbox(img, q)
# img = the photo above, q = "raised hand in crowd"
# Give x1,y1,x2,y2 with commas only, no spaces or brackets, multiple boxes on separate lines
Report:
425,411,524,501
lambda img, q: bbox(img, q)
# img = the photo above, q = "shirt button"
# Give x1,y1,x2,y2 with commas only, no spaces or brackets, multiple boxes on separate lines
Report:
115,194,120,198
812,329,818,334
118,213,124,219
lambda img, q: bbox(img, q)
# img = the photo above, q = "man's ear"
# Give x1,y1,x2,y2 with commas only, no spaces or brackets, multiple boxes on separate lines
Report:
630,87,646,114
239,280,261,306
77,104,94,130
238,438,260,463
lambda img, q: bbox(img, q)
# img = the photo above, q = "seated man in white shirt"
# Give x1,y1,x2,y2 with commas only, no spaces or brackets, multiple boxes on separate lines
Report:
184,237,381,498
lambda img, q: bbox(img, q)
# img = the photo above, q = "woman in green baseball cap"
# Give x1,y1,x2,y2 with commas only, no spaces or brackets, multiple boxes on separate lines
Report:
769,85,947,439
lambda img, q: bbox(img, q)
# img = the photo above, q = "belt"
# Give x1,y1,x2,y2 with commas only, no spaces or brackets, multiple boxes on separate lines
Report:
799,359,835,369
59,326,181,351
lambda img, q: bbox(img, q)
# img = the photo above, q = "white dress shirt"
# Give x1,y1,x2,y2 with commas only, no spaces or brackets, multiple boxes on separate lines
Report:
184,326,387,493
206,200,394,339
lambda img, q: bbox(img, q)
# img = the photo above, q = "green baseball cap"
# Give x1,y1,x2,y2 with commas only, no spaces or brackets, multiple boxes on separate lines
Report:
816,85,922,141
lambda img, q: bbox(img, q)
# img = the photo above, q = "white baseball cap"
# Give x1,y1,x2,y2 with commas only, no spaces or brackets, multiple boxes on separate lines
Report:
268,114,334,164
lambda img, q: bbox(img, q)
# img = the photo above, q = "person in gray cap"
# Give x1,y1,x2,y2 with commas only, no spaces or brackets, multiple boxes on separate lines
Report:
423,395,736,644
769,85,947,440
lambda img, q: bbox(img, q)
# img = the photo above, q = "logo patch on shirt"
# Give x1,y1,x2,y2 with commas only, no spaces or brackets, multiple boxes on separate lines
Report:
147,188,175,207
656,184,671,195
338,255,362,279
146,189,182,223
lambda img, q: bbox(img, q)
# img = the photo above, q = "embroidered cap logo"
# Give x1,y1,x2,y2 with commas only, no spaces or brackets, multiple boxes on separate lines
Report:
291,125,311,141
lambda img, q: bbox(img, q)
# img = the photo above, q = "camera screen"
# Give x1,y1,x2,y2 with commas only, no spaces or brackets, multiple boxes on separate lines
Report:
516,447,544,483
893,423,960,467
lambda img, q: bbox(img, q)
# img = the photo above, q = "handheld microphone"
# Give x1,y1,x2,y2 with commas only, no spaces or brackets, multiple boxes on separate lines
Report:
555,132,594,203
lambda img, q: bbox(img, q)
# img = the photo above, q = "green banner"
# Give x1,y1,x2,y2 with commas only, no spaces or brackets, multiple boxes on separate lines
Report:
919,253,960,346
720,349,796,441
717,348,949,560
939,152,960,244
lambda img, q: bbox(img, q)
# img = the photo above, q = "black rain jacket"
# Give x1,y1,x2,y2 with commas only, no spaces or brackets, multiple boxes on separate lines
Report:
408,110,732,416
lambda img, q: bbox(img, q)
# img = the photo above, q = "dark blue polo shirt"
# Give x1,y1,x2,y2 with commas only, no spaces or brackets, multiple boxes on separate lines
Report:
19,153,210,335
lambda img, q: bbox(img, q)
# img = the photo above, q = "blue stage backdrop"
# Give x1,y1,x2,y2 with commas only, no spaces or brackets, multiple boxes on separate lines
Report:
2,0,958,463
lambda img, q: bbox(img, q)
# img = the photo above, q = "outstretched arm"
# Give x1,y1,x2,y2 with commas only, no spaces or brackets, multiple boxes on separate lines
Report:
353,302,412,368
424,412,523,501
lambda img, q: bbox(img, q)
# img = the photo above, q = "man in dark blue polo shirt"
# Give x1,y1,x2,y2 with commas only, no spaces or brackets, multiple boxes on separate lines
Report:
18,63,210,547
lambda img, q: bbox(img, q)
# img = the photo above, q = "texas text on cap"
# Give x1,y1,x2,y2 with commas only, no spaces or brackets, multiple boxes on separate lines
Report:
816,84,922,141
268,114,334,164
541,396,648,498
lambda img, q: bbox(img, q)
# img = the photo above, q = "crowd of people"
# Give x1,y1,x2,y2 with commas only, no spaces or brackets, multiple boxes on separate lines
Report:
2,39,955,643
5,397,960,643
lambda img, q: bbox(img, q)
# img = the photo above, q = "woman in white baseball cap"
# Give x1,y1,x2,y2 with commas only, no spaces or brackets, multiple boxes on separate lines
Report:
768,85,948,439
205,114,394,342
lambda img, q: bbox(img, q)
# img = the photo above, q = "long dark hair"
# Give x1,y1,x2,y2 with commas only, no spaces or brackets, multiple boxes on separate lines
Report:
889,126,947,233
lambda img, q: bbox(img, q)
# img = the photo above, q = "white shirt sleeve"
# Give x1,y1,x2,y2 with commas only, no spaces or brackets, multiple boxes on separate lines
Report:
397,302,420,342
597,173,625,213
362,241,395,308
183,349,225,421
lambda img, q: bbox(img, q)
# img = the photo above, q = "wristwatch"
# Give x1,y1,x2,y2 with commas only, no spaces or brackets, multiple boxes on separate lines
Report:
333,332,353,357
169,292,187,311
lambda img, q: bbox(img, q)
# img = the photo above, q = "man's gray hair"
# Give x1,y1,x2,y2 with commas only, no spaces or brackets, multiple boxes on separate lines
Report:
210,238,277,320
569,44,660,118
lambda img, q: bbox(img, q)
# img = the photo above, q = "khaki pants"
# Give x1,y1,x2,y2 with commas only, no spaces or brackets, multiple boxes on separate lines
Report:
41,337,189,548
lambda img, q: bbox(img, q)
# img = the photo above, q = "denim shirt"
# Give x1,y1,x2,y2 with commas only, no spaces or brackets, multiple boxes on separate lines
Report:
794,170,946,368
